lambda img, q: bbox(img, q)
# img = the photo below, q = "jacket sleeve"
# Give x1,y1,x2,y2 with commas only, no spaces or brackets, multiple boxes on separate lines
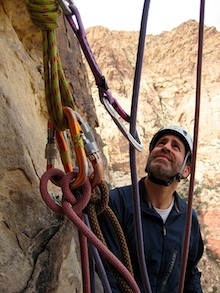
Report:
183,211,204,292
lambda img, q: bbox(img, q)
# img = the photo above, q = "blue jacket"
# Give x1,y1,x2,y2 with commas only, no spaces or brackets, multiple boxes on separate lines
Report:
98,177,204,292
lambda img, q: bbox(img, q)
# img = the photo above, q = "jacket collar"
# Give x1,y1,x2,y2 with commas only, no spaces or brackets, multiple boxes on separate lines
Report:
139,177,187,213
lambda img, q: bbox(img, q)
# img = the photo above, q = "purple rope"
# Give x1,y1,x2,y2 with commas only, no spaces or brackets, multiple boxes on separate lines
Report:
67,5,130,122
178,0,205,292
84,215,112,293
129,1,152,292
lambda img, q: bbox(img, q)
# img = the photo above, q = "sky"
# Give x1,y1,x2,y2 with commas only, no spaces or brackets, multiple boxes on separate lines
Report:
75,0,220,35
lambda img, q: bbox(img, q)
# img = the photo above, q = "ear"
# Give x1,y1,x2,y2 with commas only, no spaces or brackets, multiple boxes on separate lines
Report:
181,165,191,179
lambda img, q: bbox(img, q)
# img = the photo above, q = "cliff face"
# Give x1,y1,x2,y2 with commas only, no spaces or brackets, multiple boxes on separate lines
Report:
0,0,220,292
84,23,220,290
0,1,105,292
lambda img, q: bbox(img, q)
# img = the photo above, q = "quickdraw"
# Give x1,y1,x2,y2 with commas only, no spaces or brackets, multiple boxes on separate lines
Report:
58,0,143,152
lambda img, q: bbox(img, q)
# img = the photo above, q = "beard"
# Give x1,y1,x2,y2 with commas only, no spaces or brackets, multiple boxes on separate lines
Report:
145,152,183,181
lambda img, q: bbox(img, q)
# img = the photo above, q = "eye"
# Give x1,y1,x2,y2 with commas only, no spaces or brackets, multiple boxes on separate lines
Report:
156,140,166,147
173,144,181,151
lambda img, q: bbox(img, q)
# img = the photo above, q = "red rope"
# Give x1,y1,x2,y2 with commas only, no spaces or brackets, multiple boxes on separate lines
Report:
40,168,141,292
178,0,205,292
62,200,141,292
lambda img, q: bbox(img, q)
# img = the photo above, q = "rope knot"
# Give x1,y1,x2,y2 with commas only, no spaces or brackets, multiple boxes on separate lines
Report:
86,180,109,215
25,0,61,30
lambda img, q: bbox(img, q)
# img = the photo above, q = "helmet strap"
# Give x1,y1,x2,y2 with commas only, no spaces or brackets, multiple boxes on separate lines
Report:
147,151,191,186
148,173,182,186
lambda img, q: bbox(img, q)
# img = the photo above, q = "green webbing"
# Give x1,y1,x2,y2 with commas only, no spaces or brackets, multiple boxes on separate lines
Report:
25,0,75,131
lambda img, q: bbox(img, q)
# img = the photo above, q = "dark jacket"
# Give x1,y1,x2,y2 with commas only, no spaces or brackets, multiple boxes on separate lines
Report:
98,177,204,292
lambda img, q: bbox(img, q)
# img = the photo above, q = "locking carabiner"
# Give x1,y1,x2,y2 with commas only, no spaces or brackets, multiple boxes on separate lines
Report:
63,106,88,189
74,112,103,189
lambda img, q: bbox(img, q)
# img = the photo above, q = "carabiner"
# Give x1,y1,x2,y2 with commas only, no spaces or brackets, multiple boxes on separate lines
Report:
45,121,73,187
74,112,103,189
45,121,57,169
102,97,143,152
63,106,88,189
88,153,103,190
57,0,74,16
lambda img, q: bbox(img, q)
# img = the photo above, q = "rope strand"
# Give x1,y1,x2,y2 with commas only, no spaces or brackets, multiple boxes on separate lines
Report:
178,0,205,292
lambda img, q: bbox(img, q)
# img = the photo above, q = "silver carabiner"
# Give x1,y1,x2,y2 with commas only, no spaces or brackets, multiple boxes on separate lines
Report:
58,0,75,16
102,97,143,152
74,111,100,156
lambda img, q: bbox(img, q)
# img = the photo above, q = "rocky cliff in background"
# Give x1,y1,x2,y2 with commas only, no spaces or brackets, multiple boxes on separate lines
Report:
85,23,220,291
0,0,220,292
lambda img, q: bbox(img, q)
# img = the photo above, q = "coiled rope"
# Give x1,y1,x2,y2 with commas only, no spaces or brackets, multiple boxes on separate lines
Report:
86,180,135,291
25,0,75,131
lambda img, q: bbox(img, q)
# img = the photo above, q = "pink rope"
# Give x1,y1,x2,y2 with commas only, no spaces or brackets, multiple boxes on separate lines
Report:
40,168,141,292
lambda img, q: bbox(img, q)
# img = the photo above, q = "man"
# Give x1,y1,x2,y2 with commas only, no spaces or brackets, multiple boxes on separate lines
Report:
99,126,204,292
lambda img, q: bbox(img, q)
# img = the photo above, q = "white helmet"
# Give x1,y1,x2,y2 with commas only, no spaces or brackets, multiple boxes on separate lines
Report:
149,125,193,155
146,126,193,186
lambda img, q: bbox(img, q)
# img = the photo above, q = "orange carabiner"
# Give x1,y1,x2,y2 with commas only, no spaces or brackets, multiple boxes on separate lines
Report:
88,153,103,190
45,121,73,187
73,112,103,190
63,106,88,189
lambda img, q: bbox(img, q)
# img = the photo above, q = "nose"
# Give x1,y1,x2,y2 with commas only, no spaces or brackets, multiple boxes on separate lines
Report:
161,141,172,152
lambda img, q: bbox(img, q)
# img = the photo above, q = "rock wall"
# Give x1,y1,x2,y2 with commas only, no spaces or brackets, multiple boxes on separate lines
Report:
0,1,107,292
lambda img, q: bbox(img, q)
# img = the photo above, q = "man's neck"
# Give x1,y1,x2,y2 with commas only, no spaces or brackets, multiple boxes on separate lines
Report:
144,176,177,209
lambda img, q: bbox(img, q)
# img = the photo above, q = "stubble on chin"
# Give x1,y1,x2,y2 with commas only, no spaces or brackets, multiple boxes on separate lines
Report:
146,154,178,181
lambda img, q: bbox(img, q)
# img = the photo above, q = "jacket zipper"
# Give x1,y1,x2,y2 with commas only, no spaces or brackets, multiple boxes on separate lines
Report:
163,225,166,236
156,223,167,293
161,248,178,292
